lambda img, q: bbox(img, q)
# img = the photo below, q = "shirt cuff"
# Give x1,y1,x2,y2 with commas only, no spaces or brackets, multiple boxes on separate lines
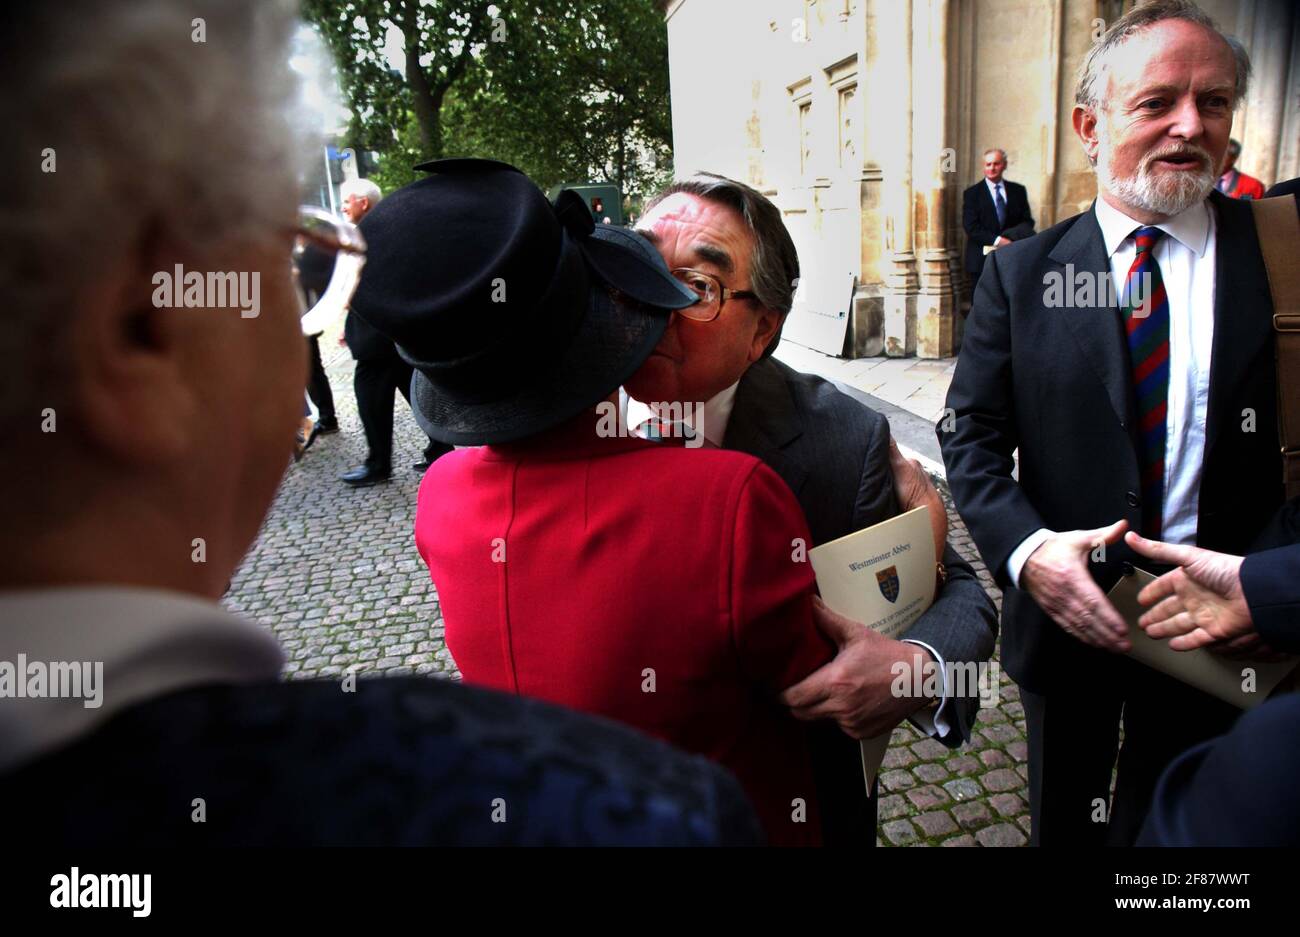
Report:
1005,528,1056,589
902,639,951,740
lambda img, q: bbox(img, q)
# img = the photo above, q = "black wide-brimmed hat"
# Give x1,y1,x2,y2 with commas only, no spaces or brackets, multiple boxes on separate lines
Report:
347,158,696,445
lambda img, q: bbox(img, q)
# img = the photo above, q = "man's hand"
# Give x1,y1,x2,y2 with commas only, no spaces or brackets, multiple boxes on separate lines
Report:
1124,531,1254,651
888,437,947,560
1020,520,1130,651
993,236,1012,247
781,596,937,739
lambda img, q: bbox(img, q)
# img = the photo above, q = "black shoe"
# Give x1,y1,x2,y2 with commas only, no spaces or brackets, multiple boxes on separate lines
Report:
412,460,431,474
315,418,340,435
340,465,391,487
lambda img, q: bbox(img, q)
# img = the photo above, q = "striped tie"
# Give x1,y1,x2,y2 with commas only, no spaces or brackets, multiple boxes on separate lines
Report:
1122,226,1169,538
636,418,695,447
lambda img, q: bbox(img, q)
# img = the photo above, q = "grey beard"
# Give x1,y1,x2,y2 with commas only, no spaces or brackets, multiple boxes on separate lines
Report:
1097,152,1214,218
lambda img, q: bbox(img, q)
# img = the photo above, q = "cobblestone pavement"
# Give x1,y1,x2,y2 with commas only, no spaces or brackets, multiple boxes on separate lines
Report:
224,349,1027,846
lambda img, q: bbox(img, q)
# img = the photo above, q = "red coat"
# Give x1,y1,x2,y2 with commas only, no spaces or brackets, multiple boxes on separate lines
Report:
415,418,834,845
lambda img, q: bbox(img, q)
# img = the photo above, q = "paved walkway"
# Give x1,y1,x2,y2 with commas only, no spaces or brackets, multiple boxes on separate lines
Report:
223,341,1030,846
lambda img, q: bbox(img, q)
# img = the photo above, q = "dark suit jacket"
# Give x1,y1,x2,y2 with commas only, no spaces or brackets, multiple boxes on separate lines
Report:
727,358,999,707
941,192,1285,693
344,308,398,362
0,676,762,846
962,179,1036,276
1139,691,1300,846
1240,544,1300,653
725,358,999,844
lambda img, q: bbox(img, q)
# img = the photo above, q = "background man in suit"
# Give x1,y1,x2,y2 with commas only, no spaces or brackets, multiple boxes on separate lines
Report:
623,173,998,844
962,148,1036,284
1216,138,1266,199
339,178,451,487
940,0,1289,845
0,0,762,847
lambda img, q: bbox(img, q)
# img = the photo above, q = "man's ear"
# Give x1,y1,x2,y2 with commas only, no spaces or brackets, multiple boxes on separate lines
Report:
71,254,200,467
748,308,784,363
1073,105,1100,164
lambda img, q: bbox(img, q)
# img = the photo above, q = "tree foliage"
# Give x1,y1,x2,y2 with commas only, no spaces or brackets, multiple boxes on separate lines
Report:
301,0,674,203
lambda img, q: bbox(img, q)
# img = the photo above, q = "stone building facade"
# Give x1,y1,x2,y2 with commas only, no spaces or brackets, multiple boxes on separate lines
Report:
664,0,1300,358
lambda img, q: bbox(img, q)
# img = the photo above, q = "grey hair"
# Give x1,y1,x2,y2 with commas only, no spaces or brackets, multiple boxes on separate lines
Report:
1074,0,1251,111
647,172,799,358
0,0,307,432
983,148,1008,163
340,177,383,205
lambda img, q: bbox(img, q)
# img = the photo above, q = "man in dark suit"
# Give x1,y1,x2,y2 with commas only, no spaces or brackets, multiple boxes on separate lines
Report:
339,178,451,487
940,1,1291,845
962,148,1036,284
0,0,762,848
622,173,998,845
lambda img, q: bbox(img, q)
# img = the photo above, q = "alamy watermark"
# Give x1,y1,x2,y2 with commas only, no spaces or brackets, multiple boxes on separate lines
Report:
890,658,1001,709
594,399,707,448
0,655,103,709
152,264,260,318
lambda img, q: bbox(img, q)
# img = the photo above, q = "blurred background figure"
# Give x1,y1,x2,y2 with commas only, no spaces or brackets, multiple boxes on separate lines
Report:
1216,138,1266,199
338,177,450,487
962,148,1037,287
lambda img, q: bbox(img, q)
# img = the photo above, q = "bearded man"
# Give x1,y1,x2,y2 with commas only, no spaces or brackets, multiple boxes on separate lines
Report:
939,0,1293,845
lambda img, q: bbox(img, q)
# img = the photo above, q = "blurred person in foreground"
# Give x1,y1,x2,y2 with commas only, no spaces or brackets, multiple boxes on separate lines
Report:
0,0,761,847
354,158,838,846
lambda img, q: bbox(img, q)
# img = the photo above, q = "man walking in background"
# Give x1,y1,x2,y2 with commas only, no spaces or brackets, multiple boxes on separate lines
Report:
339,178,450,486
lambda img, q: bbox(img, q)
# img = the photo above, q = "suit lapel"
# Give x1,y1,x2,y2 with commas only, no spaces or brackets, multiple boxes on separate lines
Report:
723,359,809,497
1048,205,1132,429
1204,191,1274,461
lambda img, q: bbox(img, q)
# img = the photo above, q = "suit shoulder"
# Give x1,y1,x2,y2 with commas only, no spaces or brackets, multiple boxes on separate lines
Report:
769,358,887,437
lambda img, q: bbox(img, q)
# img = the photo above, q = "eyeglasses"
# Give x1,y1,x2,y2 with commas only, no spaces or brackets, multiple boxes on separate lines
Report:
290,205,367,334
672,268,758,322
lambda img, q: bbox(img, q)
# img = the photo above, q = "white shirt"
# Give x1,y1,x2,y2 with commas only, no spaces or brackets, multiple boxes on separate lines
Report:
0,586,283,773
1006,196,1217,586
624,382,956,739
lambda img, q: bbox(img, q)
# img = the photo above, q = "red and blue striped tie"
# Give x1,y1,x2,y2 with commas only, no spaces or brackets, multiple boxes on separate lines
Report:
1122,226,1169,538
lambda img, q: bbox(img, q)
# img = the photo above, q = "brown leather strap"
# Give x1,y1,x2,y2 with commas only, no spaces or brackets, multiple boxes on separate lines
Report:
1252,196,1300,499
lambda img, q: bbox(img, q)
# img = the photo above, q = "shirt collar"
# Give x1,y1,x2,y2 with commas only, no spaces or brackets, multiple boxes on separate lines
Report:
1094,194,1210,258
624,381,740,447
0,585,284,773
985,178,1004,194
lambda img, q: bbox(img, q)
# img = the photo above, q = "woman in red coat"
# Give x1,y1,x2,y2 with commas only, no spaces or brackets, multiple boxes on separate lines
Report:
349,158,834,845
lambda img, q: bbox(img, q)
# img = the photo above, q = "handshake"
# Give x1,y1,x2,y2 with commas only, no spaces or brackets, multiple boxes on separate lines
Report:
1021,520,1284,660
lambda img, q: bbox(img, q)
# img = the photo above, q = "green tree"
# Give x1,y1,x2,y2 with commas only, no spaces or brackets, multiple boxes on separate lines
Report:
301,0,673,201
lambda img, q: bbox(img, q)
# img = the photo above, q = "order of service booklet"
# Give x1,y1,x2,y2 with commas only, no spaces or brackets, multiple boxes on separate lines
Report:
1107,568,1299,709
808,505,937,793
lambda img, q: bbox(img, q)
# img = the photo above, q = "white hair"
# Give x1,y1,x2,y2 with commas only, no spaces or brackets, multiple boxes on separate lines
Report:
340,178,382,206
0,0,307,432
1075,0,1251,113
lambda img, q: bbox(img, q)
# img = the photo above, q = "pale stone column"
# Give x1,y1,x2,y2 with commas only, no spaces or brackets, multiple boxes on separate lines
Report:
873,0,918,356
912,0,957,358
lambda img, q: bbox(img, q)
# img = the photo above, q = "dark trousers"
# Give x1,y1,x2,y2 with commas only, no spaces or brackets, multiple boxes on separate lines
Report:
306,335,335,423
353,352,450,470
1020,670,1237,846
